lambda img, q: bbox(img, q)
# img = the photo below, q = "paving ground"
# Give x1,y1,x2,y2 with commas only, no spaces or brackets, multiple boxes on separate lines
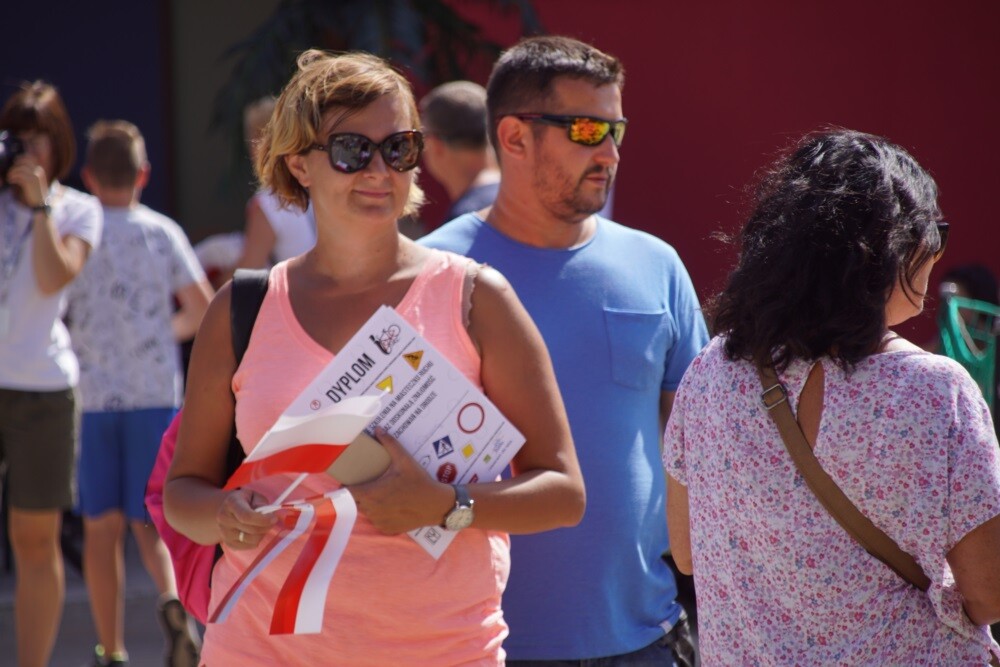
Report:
0,531,197,667
0,522,698,667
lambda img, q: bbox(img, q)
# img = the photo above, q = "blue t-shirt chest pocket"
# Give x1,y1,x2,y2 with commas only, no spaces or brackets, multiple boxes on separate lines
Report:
602,307,676,390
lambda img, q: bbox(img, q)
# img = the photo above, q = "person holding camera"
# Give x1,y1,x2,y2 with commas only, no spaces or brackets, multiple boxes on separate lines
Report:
0,80,102,667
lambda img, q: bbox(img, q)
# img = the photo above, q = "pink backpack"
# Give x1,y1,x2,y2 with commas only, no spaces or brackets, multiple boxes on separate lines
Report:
145,269,268,624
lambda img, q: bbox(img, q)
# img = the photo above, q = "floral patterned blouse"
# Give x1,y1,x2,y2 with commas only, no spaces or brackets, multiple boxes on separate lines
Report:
664,336,1000,666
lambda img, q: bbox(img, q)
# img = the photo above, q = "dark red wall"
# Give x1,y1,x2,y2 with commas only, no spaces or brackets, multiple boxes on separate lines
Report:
440,1,1000,341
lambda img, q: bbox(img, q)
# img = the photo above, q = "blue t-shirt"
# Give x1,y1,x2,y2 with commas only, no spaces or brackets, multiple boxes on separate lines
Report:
445,182,499,222
421,214,709,659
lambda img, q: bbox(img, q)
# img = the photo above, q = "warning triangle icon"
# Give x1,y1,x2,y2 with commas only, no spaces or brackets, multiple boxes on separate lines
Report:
403,350,423,370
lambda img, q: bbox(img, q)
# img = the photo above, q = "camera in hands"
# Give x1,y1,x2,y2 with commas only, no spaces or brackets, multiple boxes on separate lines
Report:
0,130,25,183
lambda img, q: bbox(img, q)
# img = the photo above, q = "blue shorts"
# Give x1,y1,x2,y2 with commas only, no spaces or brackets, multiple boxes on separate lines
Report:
78,407,176,520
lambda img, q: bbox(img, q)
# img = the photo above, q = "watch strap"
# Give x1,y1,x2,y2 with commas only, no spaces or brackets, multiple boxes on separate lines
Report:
453,483,472,509
442,483,474,529
31,194,52,216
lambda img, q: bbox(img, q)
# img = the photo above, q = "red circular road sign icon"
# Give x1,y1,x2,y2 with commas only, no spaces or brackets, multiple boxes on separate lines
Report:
437,462,457,483
457,402,485,433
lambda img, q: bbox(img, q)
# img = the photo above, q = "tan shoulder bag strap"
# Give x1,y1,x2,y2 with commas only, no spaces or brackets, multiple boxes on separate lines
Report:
756,364,932,591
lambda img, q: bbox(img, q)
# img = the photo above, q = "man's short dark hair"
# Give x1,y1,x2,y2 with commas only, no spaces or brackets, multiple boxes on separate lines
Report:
486,36,625,150
420,81,489,149
85,120,147,189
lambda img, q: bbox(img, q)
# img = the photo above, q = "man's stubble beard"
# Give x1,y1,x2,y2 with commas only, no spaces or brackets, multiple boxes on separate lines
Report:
534,157,614,224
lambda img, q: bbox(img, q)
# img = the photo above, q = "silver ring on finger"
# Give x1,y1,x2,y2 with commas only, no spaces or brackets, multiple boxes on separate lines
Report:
238,530,246,544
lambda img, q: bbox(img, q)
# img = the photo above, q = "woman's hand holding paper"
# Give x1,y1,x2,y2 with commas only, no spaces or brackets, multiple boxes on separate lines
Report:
347,429,452,535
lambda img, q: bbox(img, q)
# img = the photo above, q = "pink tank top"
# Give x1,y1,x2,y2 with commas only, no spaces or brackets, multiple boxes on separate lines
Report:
201,249,510,666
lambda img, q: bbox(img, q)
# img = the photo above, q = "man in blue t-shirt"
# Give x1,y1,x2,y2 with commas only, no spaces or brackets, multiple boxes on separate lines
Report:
421,36,708,665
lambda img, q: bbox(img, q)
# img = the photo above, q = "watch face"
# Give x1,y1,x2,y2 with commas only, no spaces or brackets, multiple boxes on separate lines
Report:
444,506,474,531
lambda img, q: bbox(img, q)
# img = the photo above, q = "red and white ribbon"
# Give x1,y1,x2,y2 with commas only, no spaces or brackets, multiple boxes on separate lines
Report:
223,443,350,490
209,396,381,633
223,395,383,491
270,489,356,634
209,489,357,635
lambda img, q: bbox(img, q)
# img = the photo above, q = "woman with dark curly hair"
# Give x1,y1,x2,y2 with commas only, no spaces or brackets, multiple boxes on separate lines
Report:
663,129,1000,664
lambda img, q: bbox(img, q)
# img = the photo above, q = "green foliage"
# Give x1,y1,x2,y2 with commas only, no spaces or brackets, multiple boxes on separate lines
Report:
210,0,541,189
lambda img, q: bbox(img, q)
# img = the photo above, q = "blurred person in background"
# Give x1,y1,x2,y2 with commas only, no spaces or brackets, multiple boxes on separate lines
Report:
0,80,103,667
68,119,211,667
219,96,316,285
419,80,500,224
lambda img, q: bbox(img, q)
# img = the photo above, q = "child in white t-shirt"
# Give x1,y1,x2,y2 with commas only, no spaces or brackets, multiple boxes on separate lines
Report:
67,119,212,667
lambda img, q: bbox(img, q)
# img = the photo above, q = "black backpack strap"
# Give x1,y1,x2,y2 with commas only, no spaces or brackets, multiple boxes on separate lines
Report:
230,268,270,365
214,268,270,568
223,268,270,476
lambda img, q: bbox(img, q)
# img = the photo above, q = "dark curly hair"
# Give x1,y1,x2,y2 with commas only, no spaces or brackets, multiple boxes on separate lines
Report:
712,129,943,371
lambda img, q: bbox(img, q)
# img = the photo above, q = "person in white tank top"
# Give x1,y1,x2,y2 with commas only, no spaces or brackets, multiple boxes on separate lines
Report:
250,188,315,261
217,97,317,287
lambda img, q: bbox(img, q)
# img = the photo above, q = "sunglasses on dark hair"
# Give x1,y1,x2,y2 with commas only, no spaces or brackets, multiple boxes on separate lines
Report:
310,130,423,174
506,114,628,147
933,221,949,262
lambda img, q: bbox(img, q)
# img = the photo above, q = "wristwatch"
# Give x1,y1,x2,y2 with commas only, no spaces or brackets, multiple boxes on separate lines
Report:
442,484,474,531
31,195,52,217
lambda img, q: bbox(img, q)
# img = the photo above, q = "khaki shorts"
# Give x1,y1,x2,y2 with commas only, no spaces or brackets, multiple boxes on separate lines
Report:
0,387,79,510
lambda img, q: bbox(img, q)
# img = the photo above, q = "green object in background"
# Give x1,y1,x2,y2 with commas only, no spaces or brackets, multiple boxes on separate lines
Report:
938,295,1000,414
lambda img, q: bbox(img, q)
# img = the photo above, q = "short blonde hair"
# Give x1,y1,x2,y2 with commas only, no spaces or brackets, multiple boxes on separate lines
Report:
256,50,425,216
85,120,147,189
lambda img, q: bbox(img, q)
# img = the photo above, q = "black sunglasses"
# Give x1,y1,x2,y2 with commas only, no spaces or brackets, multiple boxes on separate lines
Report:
933,221,949,261
506,113,627,147
310,130,423,174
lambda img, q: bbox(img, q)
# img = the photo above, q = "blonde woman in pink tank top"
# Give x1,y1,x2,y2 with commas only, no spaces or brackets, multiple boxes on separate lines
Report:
163,50,585,666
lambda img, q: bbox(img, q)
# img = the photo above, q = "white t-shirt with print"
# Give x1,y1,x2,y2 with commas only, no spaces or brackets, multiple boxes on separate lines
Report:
0,184,102,390
66,204,205,411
